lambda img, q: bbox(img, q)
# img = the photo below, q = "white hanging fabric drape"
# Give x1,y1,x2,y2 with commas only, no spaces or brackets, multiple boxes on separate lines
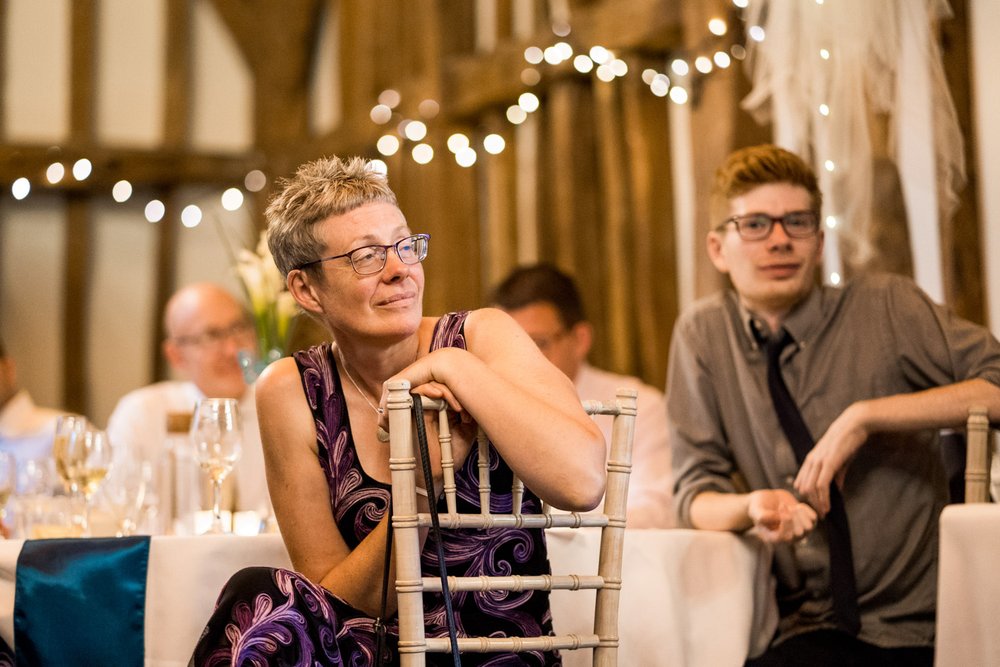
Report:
740,0,964,300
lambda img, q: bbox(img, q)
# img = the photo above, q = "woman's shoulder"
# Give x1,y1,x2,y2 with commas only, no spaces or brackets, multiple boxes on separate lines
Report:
430,308,520,352
255,356,305,403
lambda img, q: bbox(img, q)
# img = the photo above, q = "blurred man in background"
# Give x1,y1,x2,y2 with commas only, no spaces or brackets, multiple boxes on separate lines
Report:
106,283,270,526
492,263,673,528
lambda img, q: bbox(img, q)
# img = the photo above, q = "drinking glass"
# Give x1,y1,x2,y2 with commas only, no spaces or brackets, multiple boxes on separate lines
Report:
60,427,114,536
0,452,16,532
15,456,58,538
102,457,155,536
53,414,88,495
190,398,242,534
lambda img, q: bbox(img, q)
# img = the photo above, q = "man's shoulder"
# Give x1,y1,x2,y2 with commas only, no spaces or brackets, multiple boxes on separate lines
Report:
575,364,664,402
672,291,738,345
111,381,199,416
841,271,920,298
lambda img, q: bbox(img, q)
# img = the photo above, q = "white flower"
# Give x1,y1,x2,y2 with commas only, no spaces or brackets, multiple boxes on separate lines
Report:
234,231,297,357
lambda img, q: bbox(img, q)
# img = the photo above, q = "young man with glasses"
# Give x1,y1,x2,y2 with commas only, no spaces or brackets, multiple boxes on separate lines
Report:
106,283,272,529
667,144,1000,665
491,263,674,528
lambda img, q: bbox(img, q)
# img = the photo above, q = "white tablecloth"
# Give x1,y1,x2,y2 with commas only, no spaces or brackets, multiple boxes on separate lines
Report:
0,529,775,666
936,504,1000,666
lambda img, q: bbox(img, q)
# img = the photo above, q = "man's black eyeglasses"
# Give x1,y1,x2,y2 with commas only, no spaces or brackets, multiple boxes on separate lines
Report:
718,211,820,241
296,234,430,275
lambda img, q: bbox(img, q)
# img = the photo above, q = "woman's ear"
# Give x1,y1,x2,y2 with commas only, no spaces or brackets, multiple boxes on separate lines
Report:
287,270,325,316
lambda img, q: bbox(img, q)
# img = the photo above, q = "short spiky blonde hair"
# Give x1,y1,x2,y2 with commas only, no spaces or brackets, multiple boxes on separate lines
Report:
266,156,399,276
710,145,822,228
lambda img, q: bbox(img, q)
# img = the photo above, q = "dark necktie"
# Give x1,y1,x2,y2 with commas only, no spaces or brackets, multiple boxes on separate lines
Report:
765,331,861,635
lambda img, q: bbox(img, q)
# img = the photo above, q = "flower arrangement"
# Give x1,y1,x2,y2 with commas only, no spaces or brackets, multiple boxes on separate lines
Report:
234,231,298,380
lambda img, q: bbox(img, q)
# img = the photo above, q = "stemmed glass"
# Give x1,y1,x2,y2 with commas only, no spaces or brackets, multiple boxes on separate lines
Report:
103,457,154,536
53,414,88,531
53,415,87,494
190,398,242,534
0,452,16,533
57,427,113,536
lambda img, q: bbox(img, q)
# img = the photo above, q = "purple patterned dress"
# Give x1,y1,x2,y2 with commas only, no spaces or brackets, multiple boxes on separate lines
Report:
191,312,559,666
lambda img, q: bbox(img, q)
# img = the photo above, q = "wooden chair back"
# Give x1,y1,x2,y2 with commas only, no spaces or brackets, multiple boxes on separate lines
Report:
965,405,991,503
386,379,637,666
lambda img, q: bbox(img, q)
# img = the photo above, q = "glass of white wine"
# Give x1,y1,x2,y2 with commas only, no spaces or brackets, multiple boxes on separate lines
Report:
59,427,113,536
190,398,242,534
53,414,88,495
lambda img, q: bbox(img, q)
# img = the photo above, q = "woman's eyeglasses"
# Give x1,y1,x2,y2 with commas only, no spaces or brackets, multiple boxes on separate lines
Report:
297,233,430,275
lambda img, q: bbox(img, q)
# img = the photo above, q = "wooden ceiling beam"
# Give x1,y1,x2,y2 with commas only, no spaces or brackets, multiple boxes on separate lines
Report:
444,0,682,118
0,145,262,191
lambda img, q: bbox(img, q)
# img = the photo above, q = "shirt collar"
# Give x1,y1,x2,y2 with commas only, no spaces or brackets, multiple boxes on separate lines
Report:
733,285,826,351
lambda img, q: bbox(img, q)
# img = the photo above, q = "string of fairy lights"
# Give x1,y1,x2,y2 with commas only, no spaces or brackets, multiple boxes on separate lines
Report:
5,0,849,236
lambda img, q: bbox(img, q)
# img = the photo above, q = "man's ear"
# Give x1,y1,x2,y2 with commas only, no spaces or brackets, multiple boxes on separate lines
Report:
162,339,185,373
287,269,326,316
706,230,729,274
571,321,593,362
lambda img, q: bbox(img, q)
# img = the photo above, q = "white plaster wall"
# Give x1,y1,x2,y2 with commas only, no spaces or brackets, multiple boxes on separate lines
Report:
96,0,166,147
88,201,158,426
310,0,342,135
189,0,253,152
0,198,66,410
3,0,70,142
173,187,254,303
971,0,1000,336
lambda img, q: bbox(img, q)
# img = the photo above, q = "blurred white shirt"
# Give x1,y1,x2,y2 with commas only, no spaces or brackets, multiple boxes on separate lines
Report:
0,390,61,492
575,364,674,528
106,381,270,518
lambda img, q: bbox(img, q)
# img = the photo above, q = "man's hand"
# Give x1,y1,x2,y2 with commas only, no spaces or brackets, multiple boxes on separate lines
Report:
747,489,817,543
794,402,869,516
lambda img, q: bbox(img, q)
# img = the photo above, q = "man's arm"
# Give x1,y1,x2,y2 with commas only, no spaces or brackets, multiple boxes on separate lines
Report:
690,489,817,543
796,378,1000,515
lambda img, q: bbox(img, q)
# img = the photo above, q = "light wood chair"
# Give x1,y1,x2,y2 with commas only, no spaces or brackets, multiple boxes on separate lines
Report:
964,405,991,503
385,379,637,666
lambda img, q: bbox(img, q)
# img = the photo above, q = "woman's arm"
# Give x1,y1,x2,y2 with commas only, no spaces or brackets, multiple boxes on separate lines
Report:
389,308,606,511
256,358,395,616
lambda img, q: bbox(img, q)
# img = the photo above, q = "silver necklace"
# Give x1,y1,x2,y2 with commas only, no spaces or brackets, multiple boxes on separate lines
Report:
338,347,384,416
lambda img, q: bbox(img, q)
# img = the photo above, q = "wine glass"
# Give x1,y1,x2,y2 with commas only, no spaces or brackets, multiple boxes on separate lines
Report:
53,414,88,495
190,398,242,534
102,457,155,536
0,452,16,534
60,427,114,536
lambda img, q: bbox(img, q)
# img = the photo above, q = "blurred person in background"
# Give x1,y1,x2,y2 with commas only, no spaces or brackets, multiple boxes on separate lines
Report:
0,336,63,536
491,263,674,528
0,335,61,464
106,282,271,521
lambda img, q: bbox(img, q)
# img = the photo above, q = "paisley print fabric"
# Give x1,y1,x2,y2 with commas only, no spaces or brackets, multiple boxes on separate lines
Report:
191,312,559,666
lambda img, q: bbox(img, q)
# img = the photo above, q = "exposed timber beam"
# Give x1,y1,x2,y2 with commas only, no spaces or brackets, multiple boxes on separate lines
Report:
0,145,263,191
444,0,682,119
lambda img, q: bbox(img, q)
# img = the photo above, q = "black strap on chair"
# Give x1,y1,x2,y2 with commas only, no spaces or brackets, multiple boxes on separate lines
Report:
374,493,394,665
412,391,462,666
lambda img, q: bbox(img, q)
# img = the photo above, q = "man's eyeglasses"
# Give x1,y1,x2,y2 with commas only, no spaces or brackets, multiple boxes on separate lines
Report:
531,328,570,353
718,211,820,241
296,233,430,275
173,321,254,348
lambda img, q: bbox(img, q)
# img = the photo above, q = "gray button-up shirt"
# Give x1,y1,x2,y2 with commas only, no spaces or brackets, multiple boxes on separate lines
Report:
667,273,1000,648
